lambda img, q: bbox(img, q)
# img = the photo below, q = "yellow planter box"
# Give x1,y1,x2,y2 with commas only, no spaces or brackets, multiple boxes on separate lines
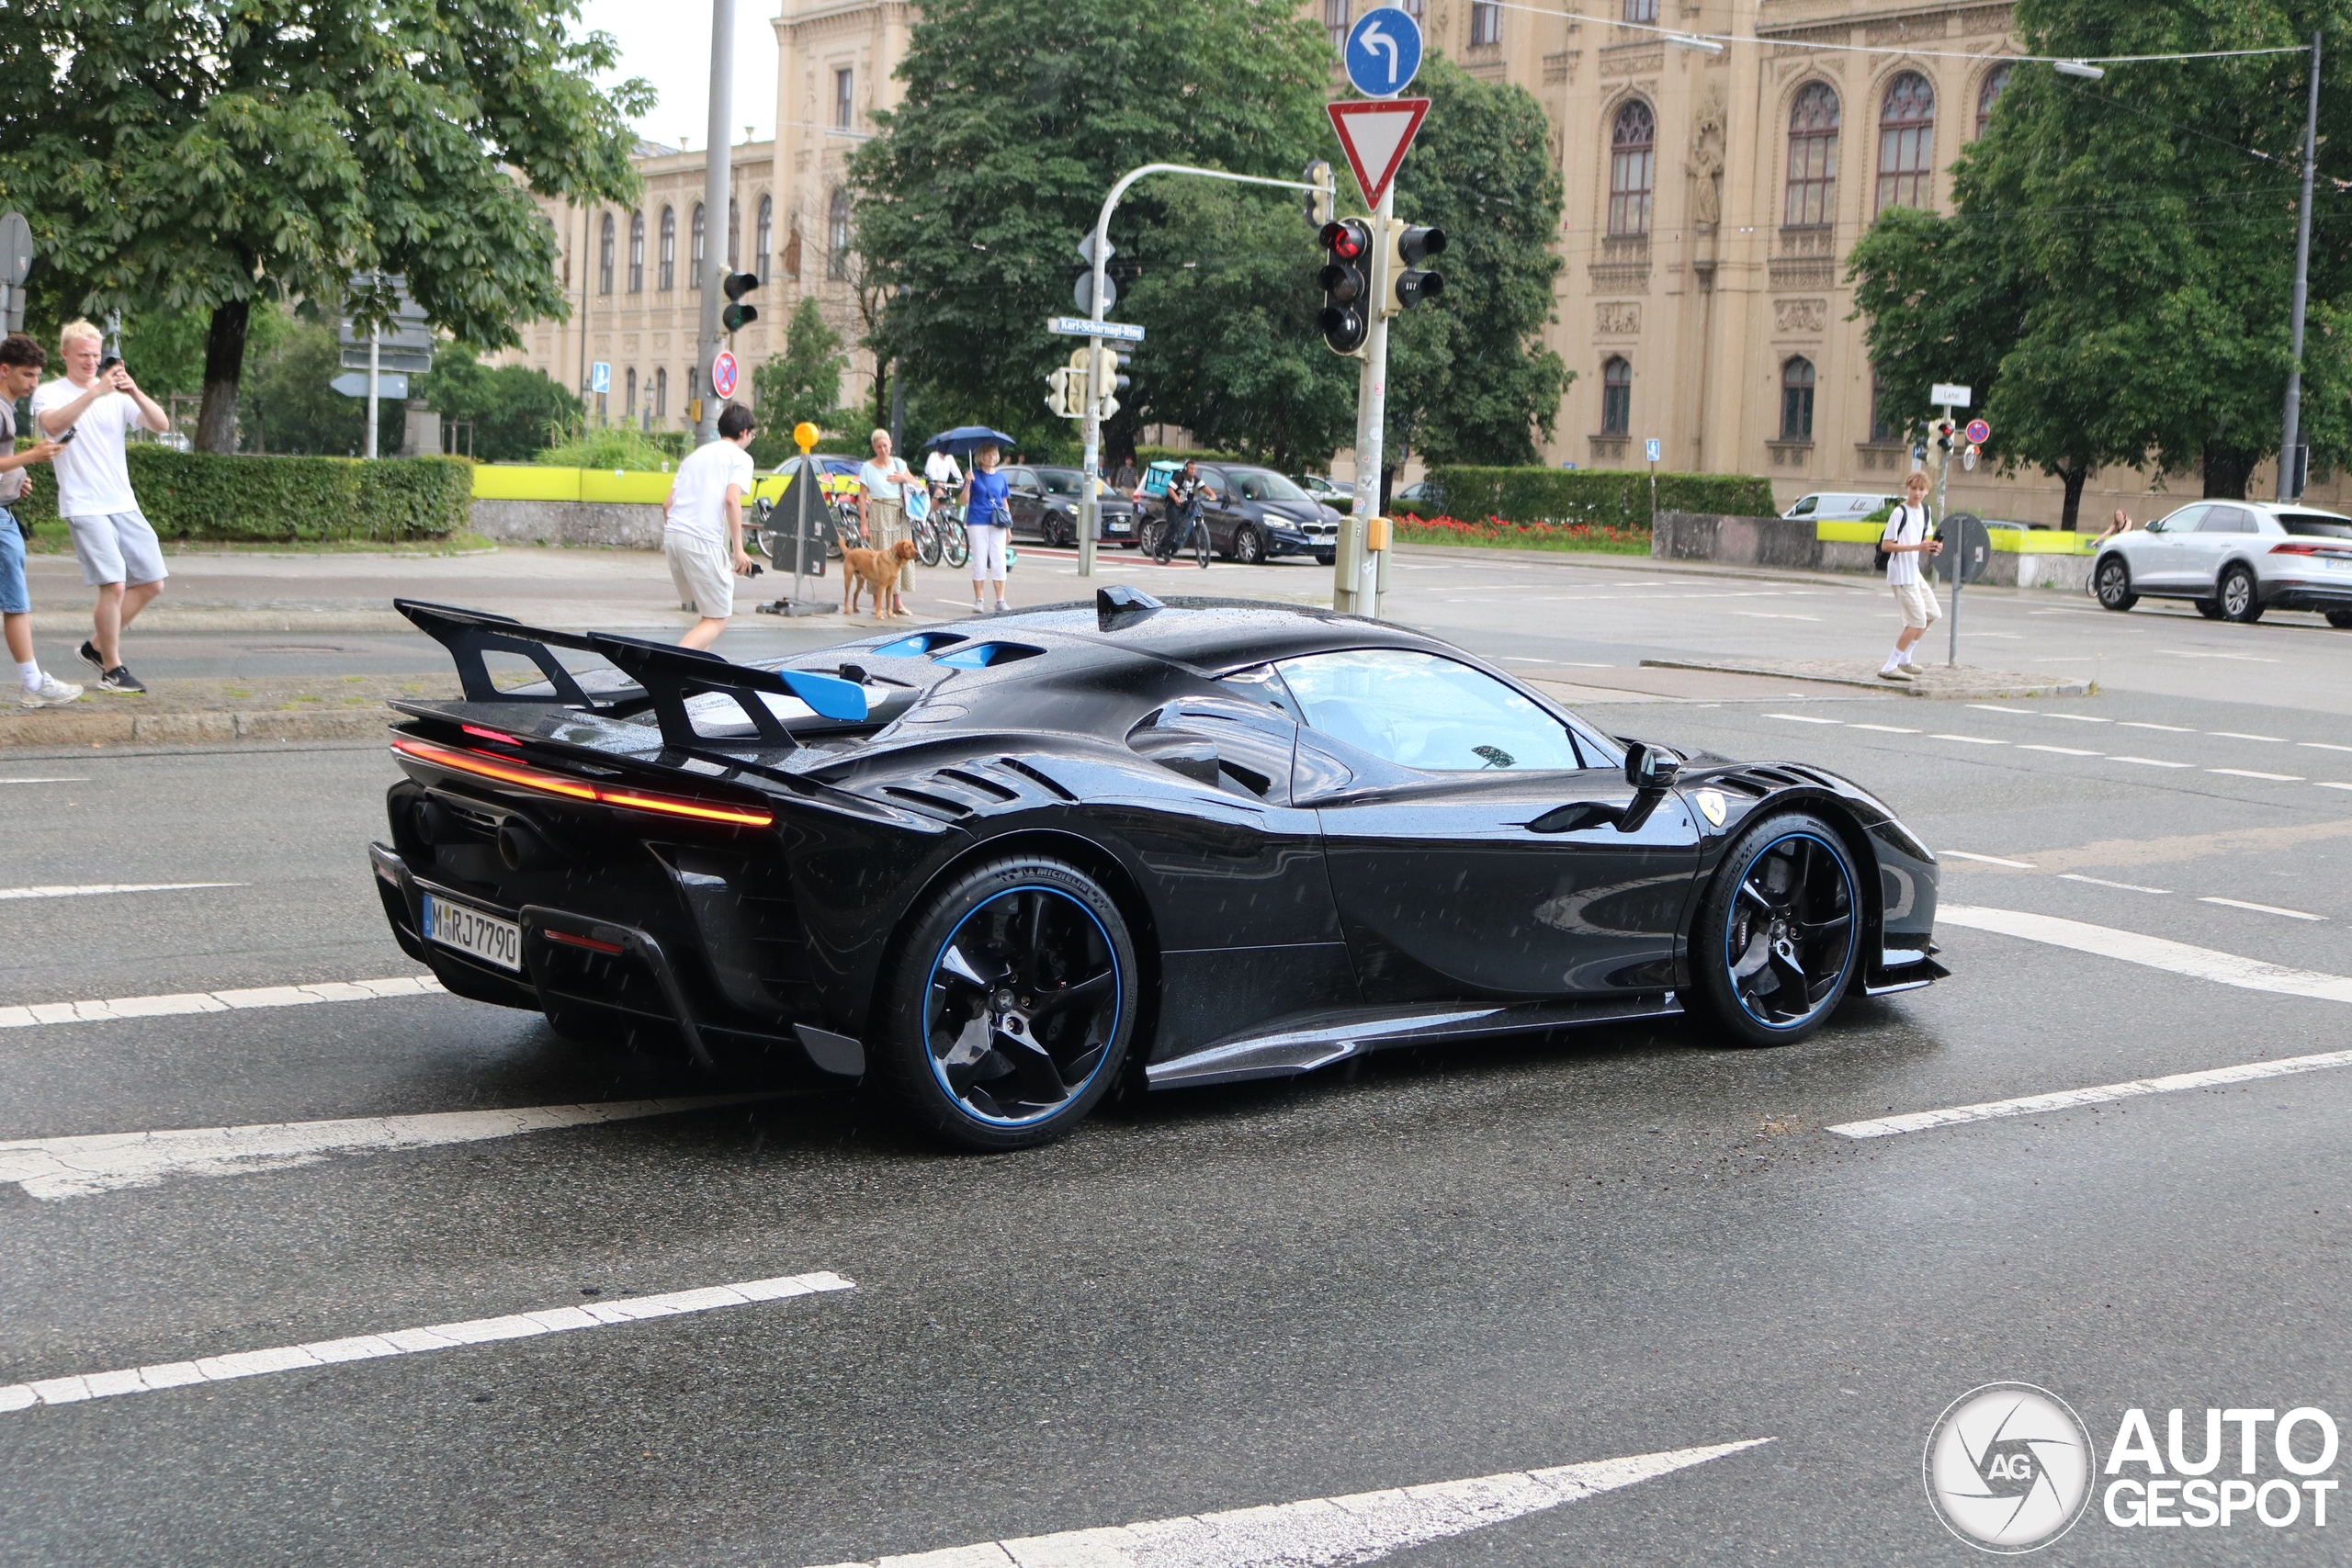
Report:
471,465,582,502
579,469,675,504
1815,519,2095,554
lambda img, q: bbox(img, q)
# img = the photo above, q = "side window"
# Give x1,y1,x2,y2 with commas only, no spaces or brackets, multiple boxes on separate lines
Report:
2201,506,2256,534
1274,649,1587,773
1006,468,1035,490
2154,504,2208,534
1788,495,1817,516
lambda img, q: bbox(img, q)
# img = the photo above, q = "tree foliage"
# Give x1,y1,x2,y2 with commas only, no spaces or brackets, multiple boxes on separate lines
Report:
755,299,851,432
1850,0,2352,512
424,343,582,463
0,0,650,452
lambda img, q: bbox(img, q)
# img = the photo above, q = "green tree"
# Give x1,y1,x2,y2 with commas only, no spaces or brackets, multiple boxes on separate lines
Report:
239,317,370,456
0,0,650,454
846,0,1330,446
754,298,851,431
1850,1,2352,513
1382,54,1569,491
424,343,582,463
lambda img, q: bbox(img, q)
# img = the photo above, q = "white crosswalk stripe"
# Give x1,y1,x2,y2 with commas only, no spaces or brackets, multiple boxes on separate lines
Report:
0,975,440,1031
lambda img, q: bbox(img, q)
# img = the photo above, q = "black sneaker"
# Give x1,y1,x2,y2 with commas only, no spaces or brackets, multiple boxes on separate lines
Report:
97,664,146,694
78,639,104,674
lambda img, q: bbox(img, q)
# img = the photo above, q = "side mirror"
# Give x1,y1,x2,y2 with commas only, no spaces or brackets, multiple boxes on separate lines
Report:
1625,741,1680,792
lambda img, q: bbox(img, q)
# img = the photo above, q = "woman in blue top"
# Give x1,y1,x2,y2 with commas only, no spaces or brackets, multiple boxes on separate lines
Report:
961,443,1013,614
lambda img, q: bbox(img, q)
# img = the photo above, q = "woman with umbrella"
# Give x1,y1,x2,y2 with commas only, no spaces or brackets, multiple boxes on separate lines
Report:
931,426,1018,615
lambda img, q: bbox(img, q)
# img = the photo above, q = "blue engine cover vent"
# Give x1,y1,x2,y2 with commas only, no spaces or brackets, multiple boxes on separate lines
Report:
933,641,1046,670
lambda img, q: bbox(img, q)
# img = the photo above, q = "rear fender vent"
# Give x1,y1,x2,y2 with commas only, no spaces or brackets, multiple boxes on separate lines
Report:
933,767,1021,802
933,641,1045,670
881,785,978,818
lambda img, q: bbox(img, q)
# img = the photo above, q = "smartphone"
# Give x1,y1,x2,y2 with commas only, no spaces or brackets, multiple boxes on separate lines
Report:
51,427,77,446
97,355,121,376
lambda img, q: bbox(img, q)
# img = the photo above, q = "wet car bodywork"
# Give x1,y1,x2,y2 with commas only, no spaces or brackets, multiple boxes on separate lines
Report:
373,593,1943,1146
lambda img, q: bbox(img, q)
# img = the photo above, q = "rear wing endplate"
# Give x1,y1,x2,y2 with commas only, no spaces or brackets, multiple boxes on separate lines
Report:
396,599,614,708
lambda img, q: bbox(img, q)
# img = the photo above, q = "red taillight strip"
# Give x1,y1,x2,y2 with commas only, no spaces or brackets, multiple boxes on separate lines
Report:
463,723,523,745
390,737,775,828
545,929,626,955
2271,540,2352,556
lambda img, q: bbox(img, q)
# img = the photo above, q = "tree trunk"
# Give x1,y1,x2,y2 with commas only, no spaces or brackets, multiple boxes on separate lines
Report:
195,299,251,455
2059,464,2087,530
2201,441,2258,500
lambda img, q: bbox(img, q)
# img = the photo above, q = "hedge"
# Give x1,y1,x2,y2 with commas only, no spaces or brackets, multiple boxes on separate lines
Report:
1406,467,1777,529
8,446,471,541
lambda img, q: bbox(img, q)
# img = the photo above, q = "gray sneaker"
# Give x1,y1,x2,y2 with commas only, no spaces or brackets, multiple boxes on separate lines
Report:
19,674,84,708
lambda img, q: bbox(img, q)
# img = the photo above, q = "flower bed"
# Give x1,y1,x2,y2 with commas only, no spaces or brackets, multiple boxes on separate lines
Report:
1392,513,1652,555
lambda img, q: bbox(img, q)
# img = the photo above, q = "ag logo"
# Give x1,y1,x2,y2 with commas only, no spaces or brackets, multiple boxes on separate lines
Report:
1924,1382,2097,1553
1694,788,1727,828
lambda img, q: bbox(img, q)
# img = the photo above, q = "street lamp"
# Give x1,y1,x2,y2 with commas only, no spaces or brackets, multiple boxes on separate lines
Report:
1668,34,1725,55
2052,60,2106,79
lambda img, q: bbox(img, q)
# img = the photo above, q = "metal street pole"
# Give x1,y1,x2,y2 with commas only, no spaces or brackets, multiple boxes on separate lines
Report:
695,0,736,447
2278,30,2322,501
366,323,380,460
1936,402,1960,666
1336,182,1394,619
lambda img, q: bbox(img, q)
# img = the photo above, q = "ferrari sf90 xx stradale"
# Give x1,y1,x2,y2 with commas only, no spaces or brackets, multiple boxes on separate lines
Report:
372,592,1945,1150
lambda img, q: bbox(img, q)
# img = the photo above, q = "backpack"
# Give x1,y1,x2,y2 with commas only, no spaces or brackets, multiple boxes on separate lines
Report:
1876,503,1917,571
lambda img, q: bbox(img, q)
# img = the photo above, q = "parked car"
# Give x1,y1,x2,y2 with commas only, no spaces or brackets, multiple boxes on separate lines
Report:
2093,501,2352,626
1003,465,1140,548
1137,461,1343,565
1782,491,1902,522
1392,479,1441,509
1295,473,1355,513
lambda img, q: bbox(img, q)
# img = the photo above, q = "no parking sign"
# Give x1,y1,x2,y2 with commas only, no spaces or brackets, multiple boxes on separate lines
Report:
711,351,740,400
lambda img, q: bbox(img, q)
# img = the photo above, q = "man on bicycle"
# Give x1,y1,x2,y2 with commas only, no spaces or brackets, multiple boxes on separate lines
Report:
1155,459,1216,564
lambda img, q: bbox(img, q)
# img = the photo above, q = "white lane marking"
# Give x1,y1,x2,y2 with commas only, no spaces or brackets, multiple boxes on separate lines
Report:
1828,1049,2352,1140
1940,851,2037,868
1733,612,1823,621
2318,782,2352,793
2019,744,2102,756
1848,723,1921,734
2301,741,2352,753
1928,733,2006,745
0,1270,855,1414
0,777,89,785
2119,721,2196,732
0,882,243,902
0,1096,777,1200
2038,712,2111,722
1967,705,2039,715
2199,897,2324,921
1939,905,2352,1002
2156,649,2279,662
1766,713,1841,724
801,1440,1772,1568
2059,874,2170,895
2107,755,2193,768
2209,769,2302,782
0,974,440,1031
2211,731,2289,742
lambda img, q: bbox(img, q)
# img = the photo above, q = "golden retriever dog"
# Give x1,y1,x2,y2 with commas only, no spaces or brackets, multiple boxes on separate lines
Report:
842,539,919,620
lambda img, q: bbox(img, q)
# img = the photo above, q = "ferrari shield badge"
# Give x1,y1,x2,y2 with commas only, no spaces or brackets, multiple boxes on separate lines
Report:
1695,789,1727,828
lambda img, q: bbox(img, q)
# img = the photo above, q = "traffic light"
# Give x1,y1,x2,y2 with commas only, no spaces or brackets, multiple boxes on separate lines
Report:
1091,346,1131,420
1046,366,1078,419
1303,159,1334,231
1384,223,1446,316
1317,219,1373,356
721,272,760,333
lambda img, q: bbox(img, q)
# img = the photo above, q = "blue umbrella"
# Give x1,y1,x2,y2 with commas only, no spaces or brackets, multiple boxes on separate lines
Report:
925,425,1019,457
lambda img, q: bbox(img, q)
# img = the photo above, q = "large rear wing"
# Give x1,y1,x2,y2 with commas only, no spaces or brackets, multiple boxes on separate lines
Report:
394,599,868,749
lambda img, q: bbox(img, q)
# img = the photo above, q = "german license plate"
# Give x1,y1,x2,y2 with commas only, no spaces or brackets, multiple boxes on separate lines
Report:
421,894,522,971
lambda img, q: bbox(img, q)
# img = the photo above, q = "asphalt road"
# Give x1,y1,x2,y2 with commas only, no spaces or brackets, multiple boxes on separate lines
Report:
3,547,2347,1565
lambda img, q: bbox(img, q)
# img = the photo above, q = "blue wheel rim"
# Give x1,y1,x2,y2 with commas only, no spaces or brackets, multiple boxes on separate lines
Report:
923,885,1124,1127
1722,830,1859,1031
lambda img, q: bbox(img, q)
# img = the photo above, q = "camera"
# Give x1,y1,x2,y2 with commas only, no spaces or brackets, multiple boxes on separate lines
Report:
97,354,121,376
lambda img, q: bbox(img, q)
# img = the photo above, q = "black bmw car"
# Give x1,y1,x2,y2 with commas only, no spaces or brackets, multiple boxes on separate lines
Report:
1142,464,1343,565
373,593,1944,1150
1003,465,1139,548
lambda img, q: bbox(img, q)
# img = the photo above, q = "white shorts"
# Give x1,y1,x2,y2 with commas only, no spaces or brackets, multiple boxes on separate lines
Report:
1893,580,1941,630
65,510,169,588
664,532,735,619
967,524,1008,582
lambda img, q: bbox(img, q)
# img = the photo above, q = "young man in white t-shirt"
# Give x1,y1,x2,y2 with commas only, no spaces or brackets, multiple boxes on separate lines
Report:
661,402,760,649
1878,468,1945,682
30,320,172,694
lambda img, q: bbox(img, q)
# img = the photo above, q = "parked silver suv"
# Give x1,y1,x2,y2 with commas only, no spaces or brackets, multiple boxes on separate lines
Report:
2092,501,2352,626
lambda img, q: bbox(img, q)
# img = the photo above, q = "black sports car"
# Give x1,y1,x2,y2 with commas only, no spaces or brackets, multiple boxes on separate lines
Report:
373,593,1945,1150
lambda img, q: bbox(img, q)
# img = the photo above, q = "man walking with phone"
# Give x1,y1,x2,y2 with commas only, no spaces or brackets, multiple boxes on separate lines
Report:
1878,468,1943,682
30,320,170,694
661,402,760,650
0,335,81,707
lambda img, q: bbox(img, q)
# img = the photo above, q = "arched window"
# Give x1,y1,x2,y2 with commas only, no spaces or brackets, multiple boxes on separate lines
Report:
827,187,852,280
1607,101,1656,237
1976,65,2011,139
1876,72,1936,214
628,211,644,292
690,203,706,288
1781,357,1816,441
1600,357,1633,435
728,197,740,271
597,213,614,294
1784,83,1840,228
655,367,668,418
658,207,675,290
756,196,774,282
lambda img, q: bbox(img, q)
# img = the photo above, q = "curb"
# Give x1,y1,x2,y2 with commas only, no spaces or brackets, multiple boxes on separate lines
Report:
0,707,390,748
1637,658,2093,700
25,610,420,635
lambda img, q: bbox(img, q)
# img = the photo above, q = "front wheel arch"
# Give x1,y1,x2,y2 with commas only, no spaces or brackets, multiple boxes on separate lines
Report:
1684,805,1871,1047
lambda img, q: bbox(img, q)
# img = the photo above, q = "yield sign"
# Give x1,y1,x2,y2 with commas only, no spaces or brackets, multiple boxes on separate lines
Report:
1327,96,1430,209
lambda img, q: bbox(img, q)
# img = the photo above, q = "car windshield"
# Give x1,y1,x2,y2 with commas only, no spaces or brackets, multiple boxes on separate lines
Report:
2279,513,2352,539
1275,649,1585,773
1230,469,1310,502
1038,469,1080,495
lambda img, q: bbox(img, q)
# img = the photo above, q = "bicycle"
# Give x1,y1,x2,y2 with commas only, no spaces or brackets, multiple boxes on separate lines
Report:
1155,502,1212,569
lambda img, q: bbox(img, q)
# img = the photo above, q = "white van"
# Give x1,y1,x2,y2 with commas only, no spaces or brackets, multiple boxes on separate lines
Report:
1783,491,1901,521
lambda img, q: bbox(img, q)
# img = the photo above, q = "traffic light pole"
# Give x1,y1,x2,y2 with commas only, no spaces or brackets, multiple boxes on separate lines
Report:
1077,162,1337,577
694,0,735,447
1333,183,1394,619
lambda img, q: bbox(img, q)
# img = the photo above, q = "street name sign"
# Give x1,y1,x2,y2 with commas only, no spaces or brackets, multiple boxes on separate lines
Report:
1930,382,1972,408
1047,317,1145,343
1327,97,1430,209
331,370,408,400
1344,7,1423,98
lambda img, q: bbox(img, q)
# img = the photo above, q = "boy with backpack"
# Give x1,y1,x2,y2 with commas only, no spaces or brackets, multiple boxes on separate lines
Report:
1878,468,1944,682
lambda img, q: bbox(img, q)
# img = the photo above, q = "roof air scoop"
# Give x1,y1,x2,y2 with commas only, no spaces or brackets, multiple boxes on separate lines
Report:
1097,584,1165,631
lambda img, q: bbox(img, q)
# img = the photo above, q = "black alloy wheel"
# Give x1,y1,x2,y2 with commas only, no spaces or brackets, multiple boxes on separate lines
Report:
1140,518,1166,559
2094,556,2137,611
2218,565,2265,623
880,857,1137,1150
1045,513,1074,549
2193,597,2224,620
1689,812,1861,1048
1233,525,1266,565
